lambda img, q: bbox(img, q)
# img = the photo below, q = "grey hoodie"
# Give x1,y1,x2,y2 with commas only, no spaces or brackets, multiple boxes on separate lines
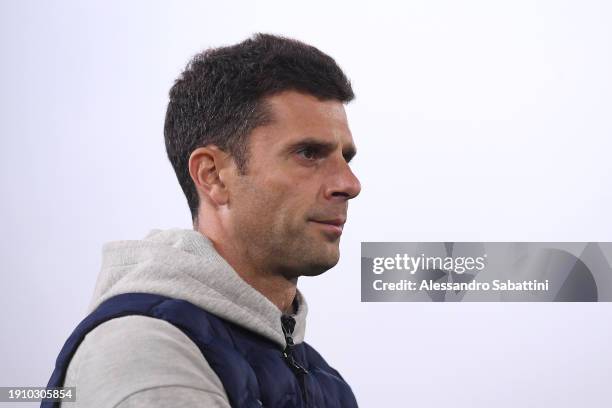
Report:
60,228,308,408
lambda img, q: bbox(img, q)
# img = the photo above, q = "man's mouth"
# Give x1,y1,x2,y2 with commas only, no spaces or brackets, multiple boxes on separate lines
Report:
309,218,346,236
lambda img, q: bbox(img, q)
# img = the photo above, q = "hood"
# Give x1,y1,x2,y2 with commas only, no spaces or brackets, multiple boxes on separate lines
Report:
88,228,308,348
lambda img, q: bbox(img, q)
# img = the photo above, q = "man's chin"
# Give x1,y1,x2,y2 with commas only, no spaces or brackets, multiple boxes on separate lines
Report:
283,235,340,277
299,263,336,277
301,250,340,277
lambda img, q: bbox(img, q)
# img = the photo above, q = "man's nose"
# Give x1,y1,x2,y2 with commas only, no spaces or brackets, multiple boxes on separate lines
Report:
324,159,361,201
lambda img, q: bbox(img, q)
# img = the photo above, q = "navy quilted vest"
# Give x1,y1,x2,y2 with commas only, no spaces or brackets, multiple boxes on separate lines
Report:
42,293,358,407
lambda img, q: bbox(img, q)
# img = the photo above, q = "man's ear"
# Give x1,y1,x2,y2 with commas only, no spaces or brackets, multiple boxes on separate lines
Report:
188,146,234,206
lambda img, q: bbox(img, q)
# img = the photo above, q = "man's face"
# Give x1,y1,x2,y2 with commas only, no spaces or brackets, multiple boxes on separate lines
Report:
226,90,361,279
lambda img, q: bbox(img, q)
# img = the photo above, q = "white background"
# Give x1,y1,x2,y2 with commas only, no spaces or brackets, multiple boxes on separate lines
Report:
1,1,611,407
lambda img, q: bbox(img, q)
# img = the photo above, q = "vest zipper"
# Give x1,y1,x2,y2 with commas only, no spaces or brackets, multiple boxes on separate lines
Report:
281,315,309,405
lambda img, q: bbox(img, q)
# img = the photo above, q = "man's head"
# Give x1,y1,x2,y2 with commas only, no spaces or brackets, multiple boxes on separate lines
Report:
164,34,360,278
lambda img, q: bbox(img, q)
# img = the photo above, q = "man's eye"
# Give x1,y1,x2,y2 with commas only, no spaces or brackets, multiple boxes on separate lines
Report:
297,147,318,160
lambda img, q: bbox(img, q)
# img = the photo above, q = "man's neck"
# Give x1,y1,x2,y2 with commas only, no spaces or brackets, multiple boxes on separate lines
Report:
242,273,297,315
197,226,297,314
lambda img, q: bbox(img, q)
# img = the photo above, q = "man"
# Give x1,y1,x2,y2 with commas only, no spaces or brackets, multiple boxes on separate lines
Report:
44,33,360,407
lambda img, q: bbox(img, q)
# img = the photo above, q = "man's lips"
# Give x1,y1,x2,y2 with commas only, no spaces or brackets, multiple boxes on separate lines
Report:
309,218,346,236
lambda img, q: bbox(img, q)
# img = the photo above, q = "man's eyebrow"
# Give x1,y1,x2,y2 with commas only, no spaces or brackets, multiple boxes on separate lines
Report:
287,137,336,152
286,137,357,162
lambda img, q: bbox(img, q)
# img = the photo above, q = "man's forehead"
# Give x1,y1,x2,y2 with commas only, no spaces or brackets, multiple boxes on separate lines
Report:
260,90,355,146
264,90,347,117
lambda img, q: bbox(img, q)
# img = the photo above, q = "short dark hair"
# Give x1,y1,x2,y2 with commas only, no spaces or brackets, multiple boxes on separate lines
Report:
163,33,354,224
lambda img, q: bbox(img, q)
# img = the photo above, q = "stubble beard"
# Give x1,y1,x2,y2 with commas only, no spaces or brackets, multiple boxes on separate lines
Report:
267,221,341,279
238,218,340,280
